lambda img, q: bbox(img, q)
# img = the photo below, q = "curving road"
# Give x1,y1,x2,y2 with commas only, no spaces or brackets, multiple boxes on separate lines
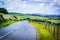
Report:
0,21,37,40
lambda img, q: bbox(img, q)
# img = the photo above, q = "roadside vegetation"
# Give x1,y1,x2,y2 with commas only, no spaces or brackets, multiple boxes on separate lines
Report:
29,21,54,40
28,18,60,40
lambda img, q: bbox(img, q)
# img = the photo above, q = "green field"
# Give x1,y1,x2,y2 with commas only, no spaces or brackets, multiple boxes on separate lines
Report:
0,13,21,28
0,20,16,28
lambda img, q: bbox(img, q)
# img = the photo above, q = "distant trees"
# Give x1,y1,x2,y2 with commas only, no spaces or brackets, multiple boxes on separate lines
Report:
0,8,8,14
30,19,46,22
23,18,30,20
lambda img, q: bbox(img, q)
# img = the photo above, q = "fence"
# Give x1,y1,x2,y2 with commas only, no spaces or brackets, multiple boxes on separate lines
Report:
42,22,60,40
29,20,60,40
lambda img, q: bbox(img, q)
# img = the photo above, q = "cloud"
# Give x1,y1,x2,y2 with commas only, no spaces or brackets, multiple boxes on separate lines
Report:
1,0,60,15
22,0,53,2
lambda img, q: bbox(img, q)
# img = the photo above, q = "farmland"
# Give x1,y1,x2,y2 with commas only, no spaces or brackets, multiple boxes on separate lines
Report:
0,13,60,40
8,13,60,40
0,13,21,28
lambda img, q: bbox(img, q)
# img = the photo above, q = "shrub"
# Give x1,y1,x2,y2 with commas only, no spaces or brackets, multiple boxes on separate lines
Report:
13,15,17,19
9,18,12,21
0,8,8,14
55,23,60,26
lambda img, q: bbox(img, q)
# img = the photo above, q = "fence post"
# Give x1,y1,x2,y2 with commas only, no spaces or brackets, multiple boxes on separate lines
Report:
53,27,55,38
56,28,59,40
45,22,47,29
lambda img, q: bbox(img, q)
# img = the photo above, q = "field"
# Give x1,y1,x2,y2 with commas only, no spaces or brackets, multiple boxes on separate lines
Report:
8,13,60,40
0,13,21,28
0,13,60,40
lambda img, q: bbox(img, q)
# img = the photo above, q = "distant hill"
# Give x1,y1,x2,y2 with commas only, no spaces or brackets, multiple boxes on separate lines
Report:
26,13,60,18
8,12,25,16
8,12,60,18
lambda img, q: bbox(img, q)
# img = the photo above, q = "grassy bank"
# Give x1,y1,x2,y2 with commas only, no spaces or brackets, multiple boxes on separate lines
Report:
29,21,54,40
0,13,21,28
0,20,16,28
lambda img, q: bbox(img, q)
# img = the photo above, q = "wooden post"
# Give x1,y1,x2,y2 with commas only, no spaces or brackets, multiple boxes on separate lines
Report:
56,28,59,40
53,27,55,38
45,22,47,29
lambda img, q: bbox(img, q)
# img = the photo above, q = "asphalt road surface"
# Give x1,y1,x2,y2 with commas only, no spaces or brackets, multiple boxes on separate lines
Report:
0,21,37,40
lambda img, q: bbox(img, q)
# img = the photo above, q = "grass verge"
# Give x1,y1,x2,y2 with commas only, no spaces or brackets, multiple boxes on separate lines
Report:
0,20,16,28
29,21,54,40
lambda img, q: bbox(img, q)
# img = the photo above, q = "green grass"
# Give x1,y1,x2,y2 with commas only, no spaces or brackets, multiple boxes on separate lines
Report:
47,20,60,24
8,13,60,24
0,13,24,28
8,13,49,20
0,13,60,40
0,13,20,28
0,20,16,28
29,21,54,40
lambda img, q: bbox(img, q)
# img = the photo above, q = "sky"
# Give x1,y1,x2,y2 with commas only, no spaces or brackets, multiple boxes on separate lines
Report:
0,0,60,15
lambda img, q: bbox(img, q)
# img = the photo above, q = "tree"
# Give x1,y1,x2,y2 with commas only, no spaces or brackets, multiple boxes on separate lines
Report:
0,8,8,14
13,15,17,19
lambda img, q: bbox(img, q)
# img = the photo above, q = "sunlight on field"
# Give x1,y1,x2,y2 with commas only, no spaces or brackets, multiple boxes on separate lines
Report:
29,21,54,40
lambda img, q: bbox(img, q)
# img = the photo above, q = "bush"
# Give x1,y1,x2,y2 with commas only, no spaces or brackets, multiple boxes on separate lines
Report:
26,18,30,20
55,23,60,26
31,19,46,22
46,21,51,24
9,18,12,21
13,15,17,19
20,19,23,21
0,8,8,14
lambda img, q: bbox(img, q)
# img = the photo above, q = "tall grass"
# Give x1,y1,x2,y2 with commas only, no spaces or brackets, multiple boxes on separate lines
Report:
29,21,54,40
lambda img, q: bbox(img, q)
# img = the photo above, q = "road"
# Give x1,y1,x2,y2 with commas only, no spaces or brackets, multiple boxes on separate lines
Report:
0,21,37,40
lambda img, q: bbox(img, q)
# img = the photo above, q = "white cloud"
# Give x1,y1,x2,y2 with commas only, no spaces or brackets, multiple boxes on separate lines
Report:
24,0,53,2
1,0,59,15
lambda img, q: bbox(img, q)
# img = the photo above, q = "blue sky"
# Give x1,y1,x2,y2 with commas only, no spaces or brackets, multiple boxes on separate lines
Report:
0,0,60,15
